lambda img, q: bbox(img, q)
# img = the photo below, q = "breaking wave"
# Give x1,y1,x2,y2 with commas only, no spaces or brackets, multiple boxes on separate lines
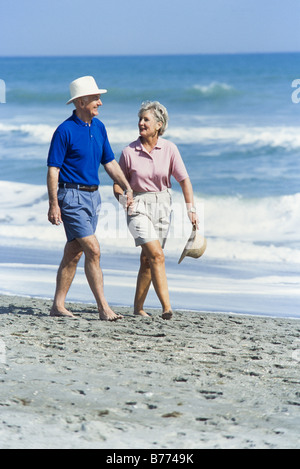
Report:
1,121,300,152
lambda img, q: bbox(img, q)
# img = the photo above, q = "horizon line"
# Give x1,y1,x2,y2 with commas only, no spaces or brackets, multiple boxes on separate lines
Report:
1,50,300,59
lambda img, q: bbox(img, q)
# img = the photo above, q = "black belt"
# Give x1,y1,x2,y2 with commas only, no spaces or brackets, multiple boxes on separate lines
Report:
59,183,99,192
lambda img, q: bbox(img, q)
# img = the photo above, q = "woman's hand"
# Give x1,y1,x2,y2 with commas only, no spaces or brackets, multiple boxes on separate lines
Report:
187,208,199,229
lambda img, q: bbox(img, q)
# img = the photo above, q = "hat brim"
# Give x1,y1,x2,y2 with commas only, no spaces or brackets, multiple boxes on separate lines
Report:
66,89,107,105
178,228,207,264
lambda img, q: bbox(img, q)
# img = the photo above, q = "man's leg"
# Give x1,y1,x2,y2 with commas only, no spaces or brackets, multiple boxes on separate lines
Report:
50,239,83,317
76,234,123,321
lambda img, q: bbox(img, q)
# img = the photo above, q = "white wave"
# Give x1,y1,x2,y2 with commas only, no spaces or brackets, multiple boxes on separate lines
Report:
202,192,300,242
105,127,139,146
0,122,55,144
191,81,236,97
0,181,299,265
200,192,300,263
165,190,300,264
167,125,300,149
2,119,300,151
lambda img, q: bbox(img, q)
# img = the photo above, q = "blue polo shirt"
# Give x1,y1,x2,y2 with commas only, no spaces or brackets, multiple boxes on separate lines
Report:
47,111,115,185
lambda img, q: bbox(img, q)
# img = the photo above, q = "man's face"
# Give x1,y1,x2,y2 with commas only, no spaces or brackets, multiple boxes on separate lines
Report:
82,94,102,118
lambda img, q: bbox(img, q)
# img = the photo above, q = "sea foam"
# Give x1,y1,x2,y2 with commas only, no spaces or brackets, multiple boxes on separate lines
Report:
190,81,237,98
0,180,299,265
2,121,300,151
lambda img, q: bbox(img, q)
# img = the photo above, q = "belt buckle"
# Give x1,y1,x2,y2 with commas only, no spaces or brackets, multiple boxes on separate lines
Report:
80,185,97,192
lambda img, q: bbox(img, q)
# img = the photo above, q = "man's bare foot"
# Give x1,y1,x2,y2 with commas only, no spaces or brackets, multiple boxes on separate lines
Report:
50,307,76,318
162,310,173,320
99,307,123,321
134,310,150,317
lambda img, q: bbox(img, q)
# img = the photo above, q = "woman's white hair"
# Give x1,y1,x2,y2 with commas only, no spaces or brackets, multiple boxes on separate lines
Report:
138,101,169,136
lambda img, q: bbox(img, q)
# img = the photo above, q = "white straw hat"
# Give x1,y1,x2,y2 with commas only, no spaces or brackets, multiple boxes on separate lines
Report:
178,226,207,264
66,76,107,105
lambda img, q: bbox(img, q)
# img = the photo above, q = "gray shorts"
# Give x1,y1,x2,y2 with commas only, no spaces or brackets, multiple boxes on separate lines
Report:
127,190,172,248
58,188,101,242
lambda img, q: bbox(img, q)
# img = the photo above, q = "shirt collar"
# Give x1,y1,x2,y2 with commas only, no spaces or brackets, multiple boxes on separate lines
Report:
136,136,162,151
71,110,94,127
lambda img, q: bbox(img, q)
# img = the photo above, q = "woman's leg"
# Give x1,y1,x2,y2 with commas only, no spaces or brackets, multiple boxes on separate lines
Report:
134,250,152,316
137,240,172,318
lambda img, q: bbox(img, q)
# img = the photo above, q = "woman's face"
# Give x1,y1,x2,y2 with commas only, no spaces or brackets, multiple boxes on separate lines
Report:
139,111,162,140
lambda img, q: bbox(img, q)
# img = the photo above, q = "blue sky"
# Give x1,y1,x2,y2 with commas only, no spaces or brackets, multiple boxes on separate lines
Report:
1,0,300,56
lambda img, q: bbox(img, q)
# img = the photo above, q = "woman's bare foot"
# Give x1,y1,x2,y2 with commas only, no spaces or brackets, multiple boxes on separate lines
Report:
134,310,150,317
50,307,76,318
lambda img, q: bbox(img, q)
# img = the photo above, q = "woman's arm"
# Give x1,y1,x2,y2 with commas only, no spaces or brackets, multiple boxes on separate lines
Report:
113,182,125,202
179,177,199,228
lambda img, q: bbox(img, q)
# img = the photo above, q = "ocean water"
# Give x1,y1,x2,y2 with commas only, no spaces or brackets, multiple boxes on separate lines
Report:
0,54,299,317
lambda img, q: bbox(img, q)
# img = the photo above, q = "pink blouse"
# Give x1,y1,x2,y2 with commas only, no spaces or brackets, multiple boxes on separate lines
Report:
119,137,189,192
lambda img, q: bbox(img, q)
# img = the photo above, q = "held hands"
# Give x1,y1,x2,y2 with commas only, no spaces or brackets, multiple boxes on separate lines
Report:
119,189,134,209
125,189,134,208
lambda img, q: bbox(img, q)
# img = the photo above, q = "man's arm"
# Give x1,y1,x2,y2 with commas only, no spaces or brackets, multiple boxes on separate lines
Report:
47,166,62,225
104,160,133,207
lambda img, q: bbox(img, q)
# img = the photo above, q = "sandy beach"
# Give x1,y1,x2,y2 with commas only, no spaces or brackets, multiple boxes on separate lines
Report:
0,293,299,449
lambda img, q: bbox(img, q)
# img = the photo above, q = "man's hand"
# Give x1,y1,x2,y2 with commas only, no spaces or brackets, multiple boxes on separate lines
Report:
48,203,62,225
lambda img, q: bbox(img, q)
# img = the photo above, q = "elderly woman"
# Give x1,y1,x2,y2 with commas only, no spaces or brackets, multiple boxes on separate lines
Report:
113,101,198,319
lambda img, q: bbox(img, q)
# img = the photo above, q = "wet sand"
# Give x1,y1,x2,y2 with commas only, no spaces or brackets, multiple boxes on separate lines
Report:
0,294,300,449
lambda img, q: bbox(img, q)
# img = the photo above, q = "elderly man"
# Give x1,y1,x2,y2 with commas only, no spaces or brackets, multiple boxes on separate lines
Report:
47,76,133,320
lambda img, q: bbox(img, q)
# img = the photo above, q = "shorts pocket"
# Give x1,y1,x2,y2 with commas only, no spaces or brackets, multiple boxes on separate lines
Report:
58,189,79,209
57,189,68,208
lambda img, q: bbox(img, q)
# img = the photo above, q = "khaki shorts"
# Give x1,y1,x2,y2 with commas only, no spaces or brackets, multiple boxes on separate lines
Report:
127,190,172,248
